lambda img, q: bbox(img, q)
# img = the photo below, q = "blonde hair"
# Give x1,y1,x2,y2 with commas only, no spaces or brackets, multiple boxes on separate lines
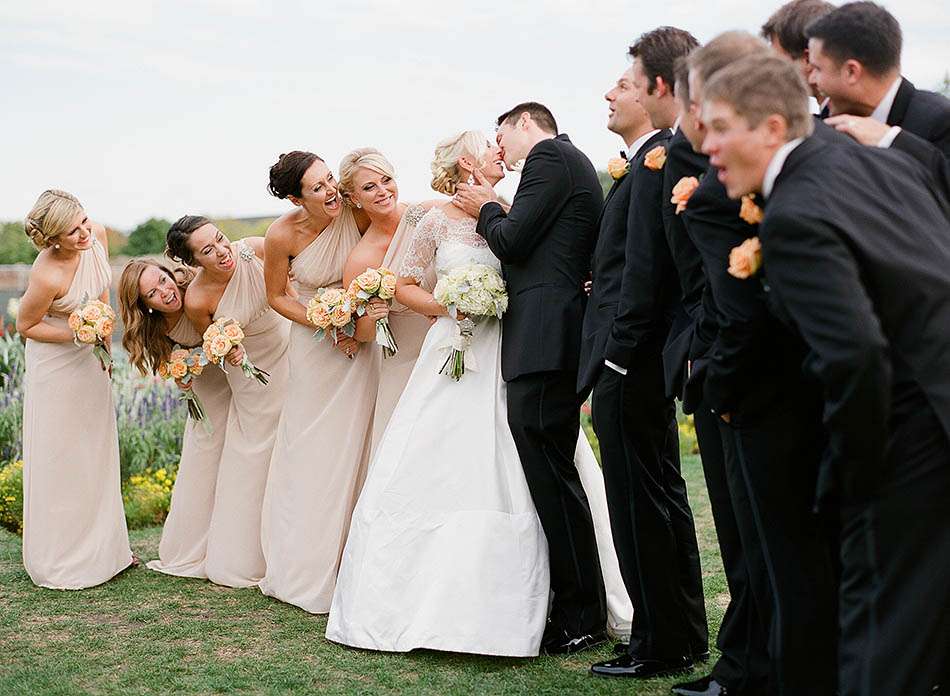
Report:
24,189,83,250
704,54,815,140
338,148,396,206
430,131,489,196
119,259,195,375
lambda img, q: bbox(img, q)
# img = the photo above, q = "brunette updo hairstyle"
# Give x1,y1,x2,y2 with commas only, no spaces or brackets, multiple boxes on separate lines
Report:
165,215,214,267
268,151,324,199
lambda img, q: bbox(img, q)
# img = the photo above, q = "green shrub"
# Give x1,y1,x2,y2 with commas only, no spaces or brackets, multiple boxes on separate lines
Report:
123,467,175,529
123,218,171,256
0,459,23,534
0,221,37,264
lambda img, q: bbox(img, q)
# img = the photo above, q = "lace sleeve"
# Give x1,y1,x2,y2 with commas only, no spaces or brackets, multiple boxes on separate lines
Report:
399,208,443,282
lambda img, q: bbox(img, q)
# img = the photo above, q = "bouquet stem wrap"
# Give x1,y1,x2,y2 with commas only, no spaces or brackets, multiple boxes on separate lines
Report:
439,316,475,381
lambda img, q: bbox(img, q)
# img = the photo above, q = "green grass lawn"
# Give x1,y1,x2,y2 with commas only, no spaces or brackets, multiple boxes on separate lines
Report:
0,454,725,695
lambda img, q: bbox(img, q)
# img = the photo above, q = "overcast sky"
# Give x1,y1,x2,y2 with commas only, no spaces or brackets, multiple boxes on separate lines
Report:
2,0,948,230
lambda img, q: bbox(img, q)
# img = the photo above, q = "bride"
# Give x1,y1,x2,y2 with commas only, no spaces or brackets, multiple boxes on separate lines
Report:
325,131,630,657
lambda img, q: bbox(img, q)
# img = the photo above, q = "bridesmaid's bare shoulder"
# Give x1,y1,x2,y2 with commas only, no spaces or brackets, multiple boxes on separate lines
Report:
239,236,266,260
91,222,109,252
342,238,384,287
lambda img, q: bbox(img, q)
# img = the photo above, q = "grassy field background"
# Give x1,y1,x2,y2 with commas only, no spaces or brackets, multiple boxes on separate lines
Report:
0,453,724,696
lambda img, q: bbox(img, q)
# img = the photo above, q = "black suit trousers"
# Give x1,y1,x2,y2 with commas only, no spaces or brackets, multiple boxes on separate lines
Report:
592,359,706,659
837,421,950,696
694,409,769,693
506,369,606,636
731,396,838,696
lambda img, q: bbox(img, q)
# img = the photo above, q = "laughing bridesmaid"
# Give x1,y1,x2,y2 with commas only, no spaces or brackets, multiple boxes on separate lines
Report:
258,151,380,613
166,218,290,588
17,190,134,589
118,259,231,579
338,148,435,449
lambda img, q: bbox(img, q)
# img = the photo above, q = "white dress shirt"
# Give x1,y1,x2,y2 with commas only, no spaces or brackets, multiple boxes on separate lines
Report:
808,96,821,116
871,76,903,148
762,138,805,200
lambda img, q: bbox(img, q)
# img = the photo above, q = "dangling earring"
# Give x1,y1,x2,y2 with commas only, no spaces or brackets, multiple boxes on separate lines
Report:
356,202,362,209
54,243,61,249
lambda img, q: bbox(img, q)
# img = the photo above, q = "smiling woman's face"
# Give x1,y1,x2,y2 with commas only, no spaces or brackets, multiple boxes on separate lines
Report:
52,209,94,252
185,223,235,273
295,159,342,218
137,265,182,313
349,167,399,217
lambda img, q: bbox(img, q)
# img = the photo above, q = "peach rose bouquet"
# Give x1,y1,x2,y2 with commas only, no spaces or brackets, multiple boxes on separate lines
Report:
347,265,399,358
68,293,115,370
306,287,356,350
728,237,763,279
201,318,269,385
159,345,209,427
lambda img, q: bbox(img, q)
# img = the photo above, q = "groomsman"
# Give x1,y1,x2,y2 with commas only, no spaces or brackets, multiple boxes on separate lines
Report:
662,52,773,696
805,1,950,159
702,52,950,696
582,27,706,680
677,32,838,696
759,0,834,113
455,102,608,654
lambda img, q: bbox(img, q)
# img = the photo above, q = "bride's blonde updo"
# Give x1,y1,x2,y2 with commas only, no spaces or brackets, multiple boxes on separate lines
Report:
24,189,83,250
430,131,488,196
338,148,396,206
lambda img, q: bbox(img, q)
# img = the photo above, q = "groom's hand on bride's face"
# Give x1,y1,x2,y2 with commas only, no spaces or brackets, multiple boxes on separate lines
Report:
453,169,498,217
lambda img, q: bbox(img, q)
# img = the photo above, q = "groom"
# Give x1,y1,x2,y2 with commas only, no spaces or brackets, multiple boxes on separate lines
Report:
454,102,607,654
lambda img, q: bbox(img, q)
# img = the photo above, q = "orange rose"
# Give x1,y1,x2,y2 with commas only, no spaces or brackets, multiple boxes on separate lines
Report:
203,323,222,340
728,237,763,279
189,362,204,377
320,288,345,307
671,176,700,214
307,302,331,329
330,304,352,328
75,325,98,344
644,146,667,171
378,273,397,300
209,334,231,359
169,348,190,363
201,341,214,361
169,360,188,379
158,362,170,379
606,157,629,180
67,312,82,332
739,194,764,225
222,322,244,343
80,303,103,323
95,316,114,338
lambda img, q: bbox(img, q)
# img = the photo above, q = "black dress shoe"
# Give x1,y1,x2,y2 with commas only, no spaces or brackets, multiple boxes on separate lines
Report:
542,629,608,655
671,674,730,695
590,653,693,678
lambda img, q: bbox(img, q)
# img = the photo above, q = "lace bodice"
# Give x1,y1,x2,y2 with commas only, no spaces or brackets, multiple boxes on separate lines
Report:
399,207,498,281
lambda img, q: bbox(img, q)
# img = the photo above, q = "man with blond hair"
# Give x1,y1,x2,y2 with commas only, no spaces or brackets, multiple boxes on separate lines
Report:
701,52,950,696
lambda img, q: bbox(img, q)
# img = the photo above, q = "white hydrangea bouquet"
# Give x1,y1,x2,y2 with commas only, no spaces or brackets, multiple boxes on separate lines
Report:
432,263,508,381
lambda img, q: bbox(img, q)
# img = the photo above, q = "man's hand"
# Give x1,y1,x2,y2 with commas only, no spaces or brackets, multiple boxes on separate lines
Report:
453,169,498,217
824,115,891,146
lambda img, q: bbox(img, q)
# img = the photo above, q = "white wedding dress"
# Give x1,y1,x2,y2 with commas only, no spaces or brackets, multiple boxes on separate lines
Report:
325,208,630,657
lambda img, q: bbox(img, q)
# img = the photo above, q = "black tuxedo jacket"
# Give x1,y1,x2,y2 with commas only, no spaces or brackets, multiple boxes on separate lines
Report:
660,129,710,400
888,77,950,161
760,135,950,502
478,134,602,382
577,130,673,395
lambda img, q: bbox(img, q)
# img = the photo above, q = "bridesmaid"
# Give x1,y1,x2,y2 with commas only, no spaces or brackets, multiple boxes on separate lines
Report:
338,148,435,448
258,151,380,613
17,189,134,589
166,217,290,588
117,259,232,579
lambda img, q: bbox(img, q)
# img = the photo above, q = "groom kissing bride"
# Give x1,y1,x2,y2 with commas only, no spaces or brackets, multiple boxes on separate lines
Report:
454,102,609,654
326,102,624,658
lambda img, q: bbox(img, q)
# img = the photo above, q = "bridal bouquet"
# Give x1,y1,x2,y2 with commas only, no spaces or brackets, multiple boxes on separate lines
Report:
68,293,115,370
201,318,270,385
433,263,508,381
159,346,210,428
306,287,356,345
347,266,399,358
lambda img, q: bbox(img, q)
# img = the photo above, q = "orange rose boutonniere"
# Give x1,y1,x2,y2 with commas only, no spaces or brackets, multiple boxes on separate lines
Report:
671,176,700,214
644,145,667,171
607,156,629,180
728,237,763,279
739,194,764,225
